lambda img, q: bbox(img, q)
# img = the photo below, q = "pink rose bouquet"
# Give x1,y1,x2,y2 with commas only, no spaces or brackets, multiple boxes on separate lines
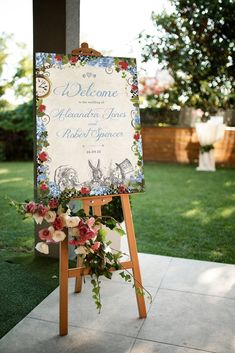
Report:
12,195,151,312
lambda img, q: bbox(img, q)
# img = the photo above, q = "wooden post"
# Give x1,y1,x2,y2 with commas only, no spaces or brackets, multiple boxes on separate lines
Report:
121,194,147,318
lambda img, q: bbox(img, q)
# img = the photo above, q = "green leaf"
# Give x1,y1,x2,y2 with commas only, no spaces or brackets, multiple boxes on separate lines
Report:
135,287,144,296
98,228,108,241
113,227,125,236
62,56,69,64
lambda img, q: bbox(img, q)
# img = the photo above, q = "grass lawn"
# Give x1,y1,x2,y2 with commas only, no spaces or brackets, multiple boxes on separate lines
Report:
0,161,235,337
133,163,235,264
0,162,59,338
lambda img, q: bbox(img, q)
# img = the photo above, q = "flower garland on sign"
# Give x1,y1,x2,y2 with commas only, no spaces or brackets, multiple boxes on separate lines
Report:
12,195,151,312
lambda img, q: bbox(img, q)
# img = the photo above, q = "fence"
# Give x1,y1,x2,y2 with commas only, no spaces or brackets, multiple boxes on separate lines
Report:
142,127,235,167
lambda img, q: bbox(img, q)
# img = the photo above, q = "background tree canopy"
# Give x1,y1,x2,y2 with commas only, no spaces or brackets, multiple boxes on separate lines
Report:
0,33,33,160
139,0,235,116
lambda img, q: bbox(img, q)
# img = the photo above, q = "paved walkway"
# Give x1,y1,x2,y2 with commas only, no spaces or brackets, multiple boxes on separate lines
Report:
0,252,235,353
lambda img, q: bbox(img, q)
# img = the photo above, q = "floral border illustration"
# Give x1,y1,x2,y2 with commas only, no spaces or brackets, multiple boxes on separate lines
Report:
35,53,145,200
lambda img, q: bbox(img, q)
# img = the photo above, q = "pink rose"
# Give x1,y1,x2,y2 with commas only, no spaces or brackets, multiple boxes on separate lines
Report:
37,203,49,217
134,132,140,141
38,151,48,162
86,217,95,228
39,228,53,242
70,56,78,64
26,201,36,214
53,216,64,230
69,239,80,246
79,224,90,237
40,183,48,191
80,187,90,195
77,226,97,245
131,84,138,91
73,219,98,245
48,198,59,209
119,61,128,70
91,242,100,252
118,185,128,194
38,104,46,113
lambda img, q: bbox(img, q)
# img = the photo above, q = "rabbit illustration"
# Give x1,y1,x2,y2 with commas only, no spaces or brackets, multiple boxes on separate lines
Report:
88,159,103,183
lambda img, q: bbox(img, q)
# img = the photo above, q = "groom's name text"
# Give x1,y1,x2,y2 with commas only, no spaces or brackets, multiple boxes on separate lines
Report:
56,127,123,142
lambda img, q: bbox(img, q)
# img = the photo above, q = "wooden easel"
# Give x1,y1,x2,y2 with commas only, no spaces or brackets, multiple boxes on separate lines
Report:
59,43,147,336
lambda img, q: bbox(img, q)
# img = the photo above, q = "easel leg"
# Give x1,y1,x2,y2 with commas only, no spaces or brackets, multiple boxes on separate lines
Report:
121,194,147,318
75,256,83,293
74,203,90,293
59,233,69,335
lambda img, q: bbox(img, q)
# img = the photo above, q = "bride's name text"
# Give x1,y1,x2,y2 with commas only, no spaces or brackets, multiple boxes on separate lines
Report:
51,107,126,121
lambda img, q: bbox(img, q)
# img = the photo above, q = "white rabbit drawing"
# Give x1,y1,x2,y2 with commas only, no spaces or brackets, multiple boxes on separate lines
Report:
88,159,103,184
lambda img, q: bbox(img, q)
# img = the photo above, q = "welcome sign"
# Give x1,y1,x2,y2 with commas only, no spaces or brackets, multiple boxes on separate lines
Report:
35,53,144,198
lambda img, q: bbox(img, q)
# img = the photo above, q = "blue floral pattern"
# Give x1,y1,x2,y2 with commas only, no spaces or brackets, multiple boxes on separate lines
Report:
48,182,61,197
90,186,112,196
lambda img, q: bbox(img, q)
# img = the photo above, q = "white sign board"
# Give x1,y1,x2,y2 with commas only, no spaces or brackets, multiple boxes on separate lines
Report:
35,53,144,198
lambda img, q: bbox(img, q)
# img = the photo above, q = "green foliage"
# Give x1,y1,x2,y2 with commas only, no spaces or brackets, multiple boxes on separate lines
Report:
113,226,125,236
11,55,33,99
0,34,32,109
200,144,214,153
0,33,33,160
0,100,33,133
119,271,132,283
91,277,102,312
0,101,33,160
101,196,124,222
0,33,11,104
140,0,235,115
140,107,180,126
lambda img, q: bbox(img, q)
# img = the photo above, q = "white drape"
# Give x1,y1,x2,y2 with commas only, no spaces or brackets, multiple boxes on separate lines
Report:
195,122,225,171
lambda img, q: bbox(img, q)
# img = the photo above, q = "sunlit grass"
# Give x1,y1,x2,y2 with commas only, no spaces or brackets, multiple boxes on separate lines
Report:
0,168,9,175
132,163,235,264
0,177,24,184
0,162,34,250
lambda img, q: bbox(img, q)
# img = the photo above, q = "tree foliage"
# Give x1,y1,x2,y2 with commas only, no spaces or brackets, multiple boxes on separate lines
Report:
0,100,33,133
140,0,235,115
0,34,32,111
0,33,33,160
0,100,33,160
0,34,10,102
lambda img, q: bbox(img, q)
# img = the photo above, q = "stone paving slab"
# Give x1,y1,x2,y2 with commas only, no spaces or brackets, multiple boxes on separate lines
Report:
138,288,235,353
104,253,172,288
1,253,235,353
0,317,135,353
161,257,235,298
131,339,209,353
27,278,156,337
